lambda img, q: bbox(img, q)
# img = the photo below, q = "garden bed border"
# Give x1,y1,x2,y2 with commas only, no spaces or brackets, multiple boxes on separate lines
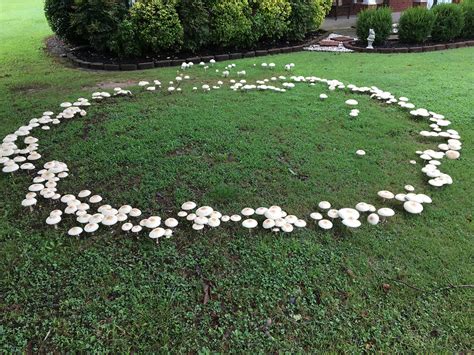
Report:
343,39,474,53
66,44,309,71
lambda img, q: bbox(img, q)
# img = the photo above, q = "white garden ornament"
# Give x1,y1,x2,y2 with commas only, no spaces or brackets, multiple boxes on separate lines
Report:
0,62,461,240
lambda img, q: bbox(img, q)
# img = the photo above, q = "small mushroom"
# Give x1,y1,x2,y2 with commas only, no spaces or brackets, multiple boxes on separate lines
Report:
367,213,380,225
84,223,99,233
318,219,333,230
68,226,83,236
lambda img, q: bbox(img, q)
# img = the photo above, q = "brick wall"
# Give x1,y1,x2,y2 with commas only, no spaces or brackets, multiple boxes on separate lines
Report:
389,0,413,11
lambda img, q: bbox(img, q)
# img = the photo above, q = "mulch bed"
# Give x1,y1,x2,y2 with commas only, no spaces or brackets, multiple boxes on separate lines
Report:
344,38,474,53
54,31,327,71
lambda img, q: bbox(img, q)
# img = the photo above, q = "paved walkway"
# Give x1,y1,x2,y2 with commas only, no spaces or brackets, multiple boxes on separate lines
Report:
321,12,401,35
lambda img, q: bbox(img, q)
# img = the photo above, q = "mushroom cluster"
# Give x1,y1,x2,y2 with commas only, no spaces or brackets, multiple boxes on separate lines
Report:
0,61,462,240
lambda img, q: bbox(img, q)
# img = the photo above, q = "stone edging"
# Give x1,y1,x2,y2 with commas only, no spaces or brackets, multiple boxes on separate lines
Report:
66,45,307,71
343,40,474,53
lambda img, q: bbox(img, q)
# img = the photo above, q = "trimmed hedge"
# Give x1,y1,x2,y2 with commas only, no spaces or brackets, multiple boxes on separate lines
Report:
398,6,435,44
45,0,331,56
461,1,474,38
287,0,332,41
431,3,464,42
356,7,393,46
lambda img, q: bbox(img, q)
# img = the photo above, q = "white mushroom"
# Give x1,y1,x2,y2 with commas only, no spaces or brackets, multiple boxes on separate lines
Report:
242,219,258,229
403,201,423,214
367,213,380,225
318,219,333,230
84,223,99,233
318,201,331,210
164,218,178,228
68,226,83,236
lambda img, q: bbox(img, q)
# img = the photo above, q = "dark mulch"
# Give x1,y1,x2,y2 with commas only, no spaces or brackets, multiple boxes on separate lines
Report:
65,31,326,65
351,38,472,49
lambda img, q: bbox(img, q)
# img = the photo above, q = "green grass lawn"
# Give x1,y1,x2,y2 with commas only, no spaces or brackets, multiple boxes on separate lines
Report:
1,0,473,352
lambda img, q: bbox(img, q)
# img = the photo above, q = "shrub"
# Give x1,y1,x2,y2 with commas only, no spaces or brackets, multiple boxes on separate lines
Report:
460,1,474,38
176,0,211,52
71,0,127,53
250,0,292,43
209,0,253,49
107,18,142,57
44,0,81,43
130,0,184,54
356,7,392,45
431,3,464,42
398,7,435,44
286,0,332,41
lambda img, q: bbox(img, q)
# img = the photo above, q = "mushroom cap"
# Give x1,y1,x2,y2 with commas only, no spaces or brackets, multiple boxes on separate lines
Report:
342,218,361,228
338,208,360,220
164,218,178,228
242,219,258,229
131,225,142,233
149,227,165,239
377,208,395,217
377,190,394,199
21,198,37,207
403,201,423,214
46,215,61,225
345,99,358,106
264,206,282,220
77,214,91,224
102,215,118,226
230,214,242,222
395,193,407,202
78,189,91,198
129,208,142,217
194,216,208,225
84,223,99,233
118,205,132,214
255,207,268,215
262,219,275,229
294,219,307,228
196,206,213,217
318,201,331,210
192,223,204,231
186,213,197,221
50,209,63,217
221,215,230,222
241,207,255,216
89,213,104,224
122,222,133,231
177,211,188,218
355,202,371,212
68,226,83,236
318,219,333,230
89,195,102,203
445,150,460,160
146,216,161,228
356,150,366,156
117,213,128,222
208,217,221,227
285,215,298,224
327,209,339,219
310,212,323,220
281,223,294,233
367,213,380,225
29,184,45,192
